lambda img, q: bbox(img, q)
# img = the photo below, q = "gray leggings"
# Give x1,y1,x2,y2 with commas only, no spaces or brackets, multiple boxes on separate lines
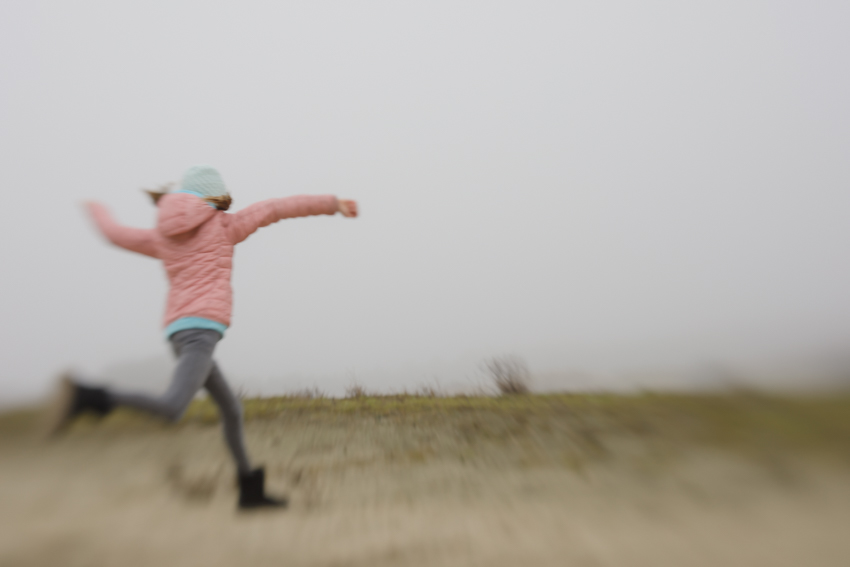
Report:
109,329,251,474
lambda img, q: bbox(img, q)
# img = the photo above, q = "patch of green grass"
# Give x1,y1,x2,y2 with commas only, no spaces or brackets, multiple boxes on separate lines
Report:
5,393,850,462
180,392,850,458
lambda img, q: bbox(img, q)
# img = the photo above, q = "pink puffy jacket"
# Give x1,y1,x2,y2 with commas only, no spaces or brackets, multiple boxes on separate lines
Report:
87,193,339,328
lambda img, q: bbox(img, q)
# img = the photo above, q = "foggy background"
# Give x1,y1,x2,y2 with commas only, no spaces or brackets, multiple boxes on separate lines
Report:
1,1,849,406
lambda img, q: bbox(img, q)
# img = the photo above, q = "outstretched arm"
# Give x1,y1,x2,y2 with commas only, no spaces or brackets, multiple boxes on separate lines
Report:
225,195,356,245
85,202,159,258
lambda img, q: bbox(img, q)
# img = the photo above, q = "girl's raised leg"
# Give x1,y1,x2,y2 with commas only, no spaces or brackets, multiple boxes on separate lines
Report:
109,329,219,421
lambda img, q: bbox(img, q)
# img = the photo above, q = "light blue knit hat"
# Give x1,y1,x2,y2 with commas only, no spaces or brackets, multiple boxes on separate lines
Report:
180,165,229,198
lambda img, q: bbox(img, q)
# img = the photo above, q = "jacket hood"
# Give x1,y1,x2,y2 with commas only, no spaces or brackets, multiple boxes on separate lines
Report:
157,193,217,237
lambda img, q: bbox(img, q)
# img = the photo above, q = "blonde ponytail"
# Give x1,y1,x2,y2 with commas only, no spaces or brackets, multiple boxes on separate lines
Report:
144,183,174,205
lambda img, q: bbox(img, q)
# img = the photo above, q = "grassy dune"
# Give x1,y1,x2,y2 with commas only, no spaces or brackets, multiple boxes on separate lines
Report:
1,393,849,566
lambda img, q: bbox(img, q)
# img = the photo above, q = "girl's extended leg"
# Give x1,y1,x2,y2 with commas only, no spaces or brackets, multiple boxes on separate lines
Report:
204,362,252,474
109,329,219,422
109,328,253,473
50,326,281,508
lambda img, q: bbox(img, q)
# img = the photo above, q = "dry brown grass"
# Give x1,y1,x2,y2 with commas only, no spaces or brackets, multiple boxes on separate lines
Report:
286,386,327,400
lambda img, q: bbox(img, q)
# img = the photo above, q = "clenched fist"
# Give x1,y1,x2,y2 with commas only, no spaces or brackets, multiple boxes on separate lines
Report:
337,199,358,218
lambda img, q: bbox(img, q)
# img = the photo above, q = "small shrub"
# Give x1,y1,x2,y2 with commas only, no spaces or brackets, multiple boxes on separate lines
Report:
346,383,369,398
485,356,531,395
416,384,442,398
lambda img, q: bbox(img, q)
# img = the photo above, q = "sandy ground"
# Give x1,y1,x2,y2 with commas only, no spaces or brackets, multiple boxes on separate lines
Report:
1,396,849,566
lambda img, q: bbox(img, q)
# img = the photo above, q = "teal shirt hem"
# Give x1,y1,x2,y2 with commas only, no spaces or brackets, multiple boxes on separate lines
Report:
165,317,228,339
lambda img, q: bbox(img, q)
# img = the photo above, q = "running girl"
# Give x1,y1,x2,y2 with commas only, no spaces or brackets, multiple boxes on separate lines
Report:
48,165,358,510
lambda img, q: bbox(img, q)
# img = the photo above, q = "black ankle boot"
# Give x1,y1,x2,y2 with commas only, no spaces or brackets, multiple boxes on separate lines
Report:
238,467,288,510
72,384,114,416
46,375,114,435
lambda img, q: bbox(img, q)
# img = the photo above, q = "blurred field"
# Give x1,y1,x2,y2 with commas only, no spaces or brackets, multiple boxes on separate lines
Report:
1,393,849,567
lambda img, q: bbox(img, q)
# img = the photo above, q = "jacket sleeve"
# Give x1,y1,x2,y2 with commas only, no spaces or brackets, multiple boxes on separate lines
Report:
85,202,159,258
224,195,339,245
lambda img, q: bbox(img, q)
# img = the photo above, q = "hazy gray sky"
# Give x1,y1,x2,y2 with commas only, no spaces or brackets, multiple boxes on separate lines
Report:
2,1,849,404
